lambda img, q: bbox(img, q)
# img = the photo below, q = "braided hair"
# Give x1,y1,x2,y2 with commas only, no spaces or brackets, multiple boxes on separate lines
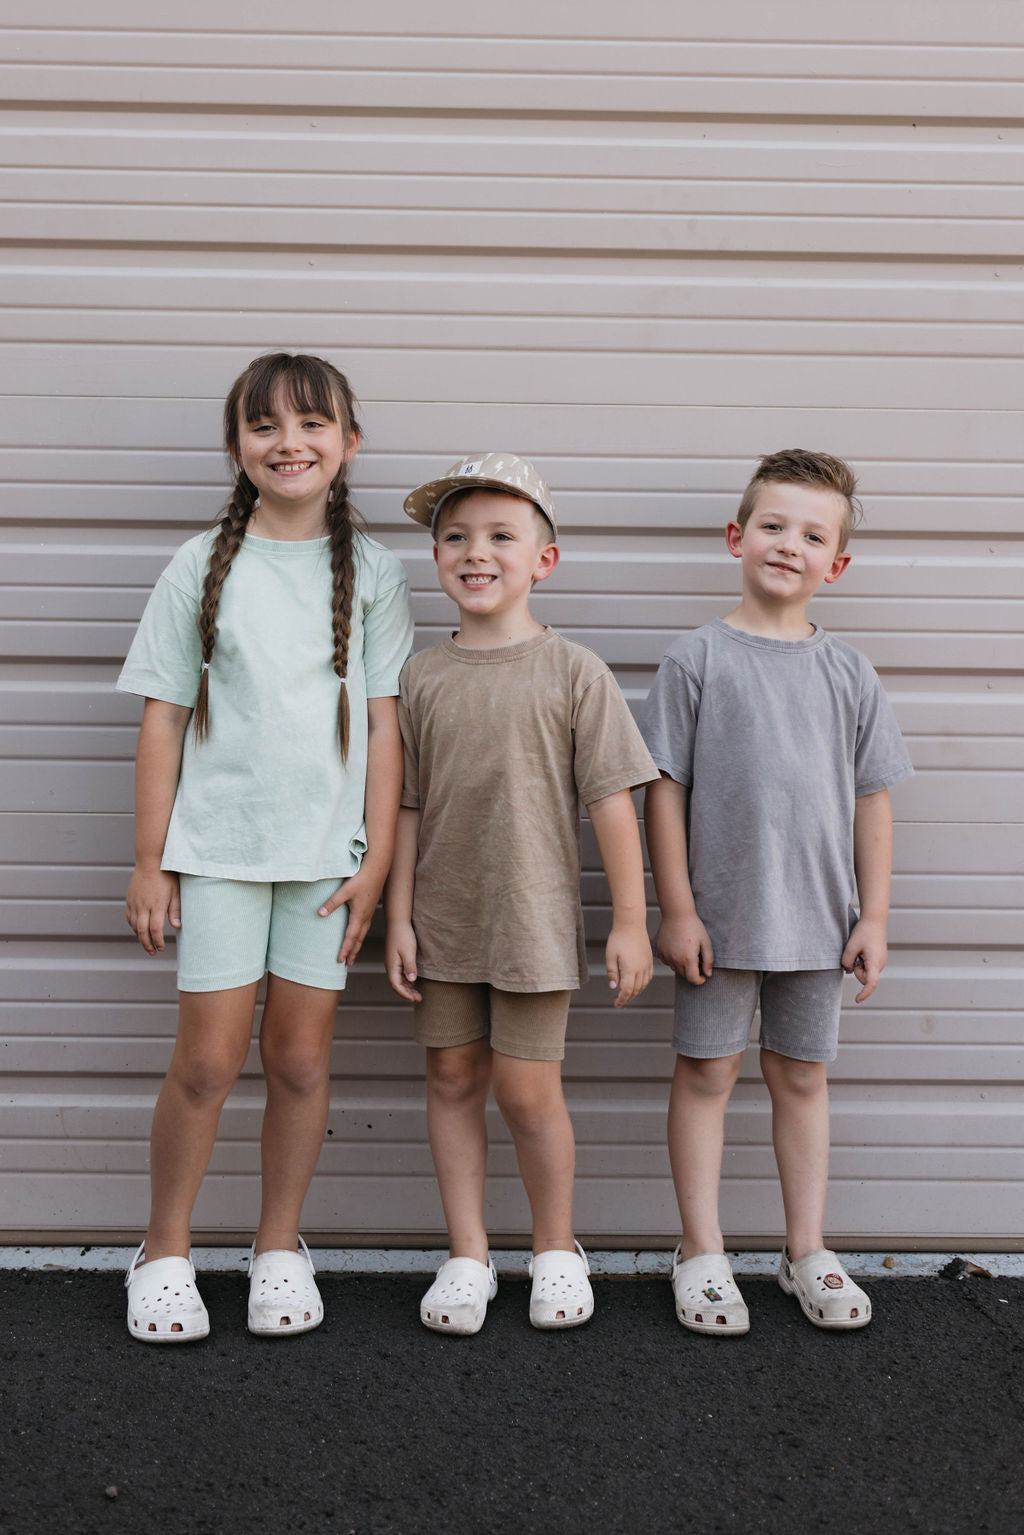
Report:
192,352,363,759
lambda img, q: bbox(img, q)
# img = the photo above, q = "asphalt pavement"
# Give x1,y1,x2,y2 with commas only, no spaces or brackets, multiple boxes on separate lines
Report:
3,1265,1022,1534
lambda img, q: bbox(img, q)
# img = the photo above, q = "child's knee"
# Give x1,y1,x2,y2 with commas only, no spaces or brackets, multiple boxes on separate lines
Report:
426,1043,490,1105
762,1049,827,1097
492,1061,564,1133
260,1032,329,1095
674,1052,743,1099
171,1041,247,1103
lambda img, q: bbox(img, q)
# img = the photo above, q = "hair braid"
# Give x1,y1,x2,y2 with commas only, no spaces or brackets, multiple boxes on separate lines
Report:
327,473,357,762
191,473,257,743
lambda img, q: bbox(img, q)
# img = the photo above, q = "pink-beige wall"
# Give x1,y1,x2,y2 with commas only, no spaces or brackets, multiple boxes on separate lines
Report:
1,2,1021,1245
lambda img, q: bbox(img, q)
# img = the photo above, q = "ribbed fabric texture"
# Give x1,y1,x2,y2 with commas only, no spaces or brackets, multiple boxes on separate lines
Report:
414,979,572,1062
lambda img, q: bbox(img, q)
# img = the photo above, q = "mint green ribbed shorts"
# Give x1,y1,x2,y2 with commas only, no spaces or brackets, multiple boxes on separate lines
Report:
176,875,350,994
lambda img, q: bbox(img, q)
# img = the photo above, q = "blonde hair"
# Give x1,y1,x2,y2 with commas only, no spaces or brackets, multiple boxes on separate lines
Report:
737,449,862,553
192,353,363,759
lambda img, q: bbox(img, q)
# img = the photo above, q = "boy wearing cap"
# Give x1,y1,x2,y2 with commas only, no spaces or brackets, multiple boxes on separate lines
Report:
386,453,657,1335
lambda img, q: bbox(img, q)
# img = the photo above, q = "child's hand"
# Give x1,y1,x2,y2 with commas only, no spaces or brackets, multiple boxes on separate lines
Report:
125,867,180,955
319,866,387,967
385,922,422,1002
842,917,888,1003
605,924,654,1008
655,913,714,986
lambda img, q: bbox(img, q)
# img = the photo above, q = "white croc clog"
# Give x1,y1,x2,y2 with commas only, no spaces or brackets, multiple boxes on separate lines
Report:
528,1240,594,1330
125,1243,210,1344
671,1248,750,1336
420,1256,498,1335
778,1246,871,1330
247,1235,324,1337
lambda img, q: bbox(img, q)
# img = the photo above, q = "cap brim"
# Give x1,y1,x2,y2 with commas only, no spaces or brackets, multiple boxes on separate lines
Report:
404,478,556,538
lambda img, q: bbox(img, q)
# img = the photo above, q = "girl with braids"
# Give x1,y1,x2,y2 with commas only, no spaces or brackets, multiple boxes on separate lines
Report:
117,354,412,1343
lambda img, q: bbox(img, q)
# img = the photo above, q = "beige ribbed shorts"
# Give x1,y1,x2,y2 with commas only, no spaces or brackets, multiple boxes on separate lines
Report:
414,978,572,1062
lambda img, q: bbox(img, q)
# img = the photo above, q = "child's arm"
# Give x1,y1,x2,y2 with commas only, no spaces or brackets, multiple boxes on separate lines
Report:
842,786,893,1003
643,773,714,984
125,697,191,955
318,696,404,967
587,788,653,1008
384,806,422,1002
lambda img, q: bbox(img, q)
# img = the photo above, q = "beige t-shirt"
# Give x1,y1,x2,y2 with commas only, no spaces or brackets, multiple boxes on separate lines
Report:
399,629,658,992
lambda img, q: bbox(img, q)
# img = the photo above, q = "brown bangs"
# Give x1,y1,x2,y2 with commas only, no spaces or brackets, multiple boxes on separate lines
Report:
236,353,340,425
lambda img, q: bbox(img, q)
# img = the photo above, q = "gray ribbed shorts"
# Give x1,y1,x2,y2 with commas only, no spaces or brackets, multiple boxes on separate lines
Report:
176,874,349,993
672,966,845,1063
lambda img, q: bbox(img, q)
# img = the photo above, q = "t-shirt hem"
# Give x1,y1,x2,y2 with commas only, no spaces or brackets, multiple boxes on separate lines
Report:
417,964,582,993
647,753,693,786
583,770,659,804
162,856,362,882
116,673,196,707
855,764,915,796
713,956,844,972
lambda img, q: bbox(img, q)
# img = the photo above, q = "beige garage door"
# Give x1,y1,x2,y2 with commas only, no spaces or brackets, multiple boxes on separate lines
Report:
2,2,1021,1245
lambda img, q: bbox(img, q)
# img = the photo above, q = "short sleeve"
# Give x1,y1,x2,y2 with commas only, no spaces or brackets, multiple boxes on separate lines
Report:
639,653,702,787
116,566,203,707
362,573,414,698
854,671,915,796
572,669,659,807
397,668,420,809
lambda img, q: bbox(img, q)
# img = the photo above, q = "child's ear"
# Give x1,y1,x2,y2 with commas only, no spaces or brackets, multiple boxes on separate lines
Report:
532,543,560,584
725,521,744,558
342,428,361,466
824,551,851,584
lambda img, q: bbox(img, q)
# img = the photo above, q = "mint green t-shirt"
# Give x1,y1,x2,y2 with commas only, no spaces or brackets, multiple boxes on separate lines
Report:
117,528,413,881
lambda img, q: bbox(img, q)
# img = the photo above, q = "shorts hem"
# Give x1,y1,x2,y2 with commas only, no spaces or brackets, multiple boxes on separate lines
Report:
178,965,265,994
759,1041,838,1064
415,1024,489,1050
491,1042,566,1063
673,1039,749,1061
267,960,348,993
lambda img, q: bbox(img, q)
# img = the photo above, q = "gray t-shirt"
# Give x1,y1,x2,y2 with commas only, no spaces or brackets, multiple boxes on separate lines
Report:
641,619,914,970
117,528,413,881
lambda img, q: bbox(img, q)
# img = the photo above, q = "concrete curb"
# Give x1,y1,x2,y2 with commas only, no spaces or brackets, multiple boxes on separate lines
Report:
3,1246,1023,1278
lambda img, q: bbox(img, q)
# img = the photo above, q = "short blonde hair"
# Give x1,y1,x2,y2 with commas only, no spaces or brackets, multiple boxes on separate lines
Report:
737,449,862,554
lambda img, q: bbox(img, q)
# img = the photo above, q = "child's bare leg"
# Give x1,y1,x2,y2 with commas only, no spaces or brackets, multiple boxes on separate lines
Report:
256,975,341,1255
761,1048,829,1259
145,982,258,1262
491,1055,575,1255
425,1039,493,1263
668,1052,744,1260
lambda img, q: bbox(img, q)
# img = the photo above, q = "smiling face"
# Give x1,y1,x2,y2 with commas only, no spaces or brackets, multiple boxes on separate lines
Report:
433,489,558,643
726,480,851,611
233,387,354,529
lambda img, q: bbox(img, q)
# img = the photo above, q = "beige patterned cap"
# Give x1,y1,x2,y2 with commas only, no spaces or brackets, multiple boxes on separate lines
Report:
404,452,557,539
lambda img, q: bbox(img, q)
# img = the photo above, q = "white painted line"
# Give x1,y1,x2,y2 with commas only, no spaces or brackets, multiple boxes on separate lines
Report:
2,1246,1023,1278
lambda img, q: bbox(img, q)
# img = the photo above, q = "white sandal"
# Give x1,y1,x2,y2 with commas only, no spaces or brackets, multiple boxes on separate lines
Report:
247,1235,324,1337
671,1248,750,1335
125,1242,210,1344
420,1256,498,1335
778,1246,871,1329
529,1240,594,1330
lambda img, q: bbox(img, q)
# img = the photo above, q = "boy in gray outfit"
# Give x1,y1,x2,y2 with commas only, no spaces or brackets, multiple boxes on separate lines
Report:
642,449,913,1333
